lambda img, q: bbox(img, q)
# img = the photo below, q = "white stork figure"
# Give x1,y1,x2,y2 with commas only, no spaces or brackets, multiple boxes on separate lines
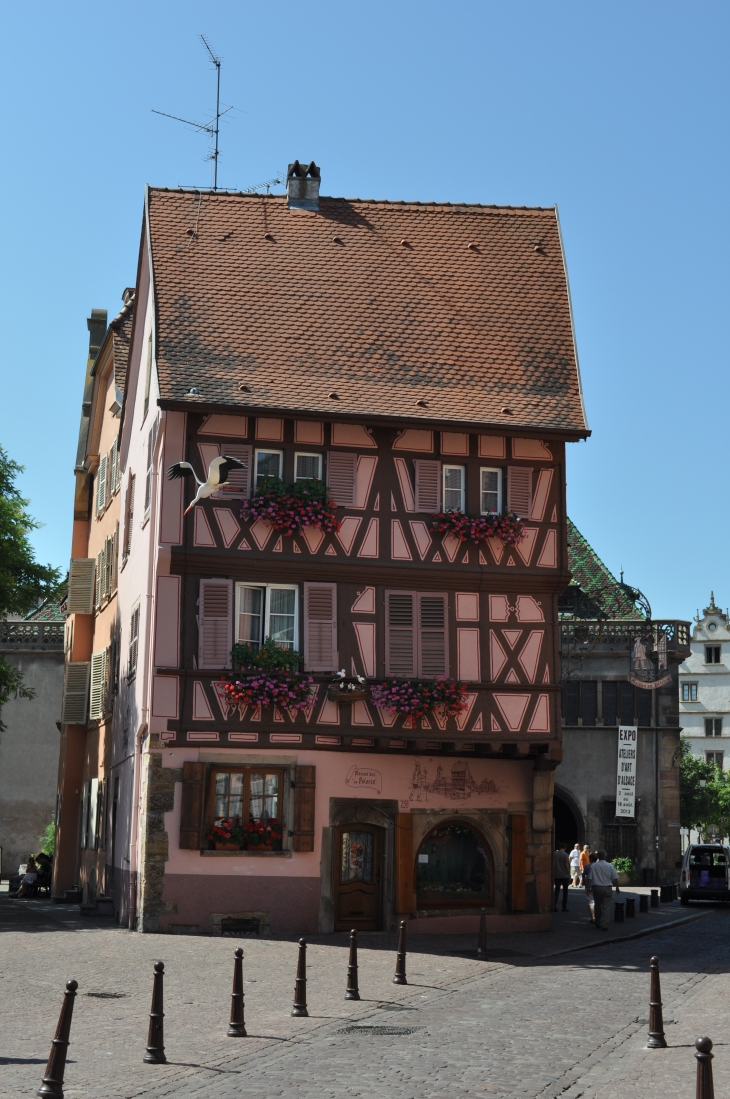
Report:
167,455,248,515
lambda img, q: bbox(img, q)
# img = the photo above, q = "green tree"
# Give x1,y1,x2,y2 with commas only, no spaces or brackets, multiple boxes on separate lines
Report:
679,739,730,841
0,446,61,728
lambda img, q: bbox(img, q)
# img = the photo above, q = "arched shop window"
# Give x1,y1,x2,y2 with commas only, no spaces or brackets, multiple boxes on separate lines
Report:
415,821,492,907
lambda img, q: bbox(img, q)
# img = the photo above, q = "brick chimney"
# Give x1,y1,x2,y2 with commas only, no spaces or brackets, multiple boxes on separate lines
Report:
287,161,320,210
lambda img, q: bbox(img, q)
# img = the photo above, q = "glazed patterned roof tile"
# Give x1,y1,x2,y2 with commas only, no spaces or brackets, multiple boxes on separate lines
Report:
147,189,588,435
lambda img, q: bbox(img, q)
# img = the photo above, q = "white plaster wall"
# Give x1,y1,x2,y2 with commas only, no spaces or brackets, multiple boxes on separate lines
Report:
679,607,730,768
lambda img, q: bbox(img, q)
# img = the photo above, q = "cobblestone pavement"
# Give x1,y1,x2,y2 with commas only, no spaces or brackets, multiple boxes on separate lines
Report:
1,888,727,1099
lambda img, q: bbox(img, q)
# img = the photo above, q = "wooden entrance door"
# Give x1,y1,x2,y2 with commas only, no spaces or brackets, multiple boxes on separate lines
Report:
334,824,383,931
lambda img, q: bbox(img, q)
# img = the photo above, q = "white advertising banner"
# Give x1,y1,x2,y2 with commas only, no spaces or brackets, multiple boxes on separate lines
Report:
616,725,638,818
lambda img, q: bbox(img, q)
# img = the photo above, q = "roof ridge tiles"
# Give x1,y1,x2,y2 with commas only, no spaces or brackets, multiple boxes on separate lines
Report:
147,185,554,212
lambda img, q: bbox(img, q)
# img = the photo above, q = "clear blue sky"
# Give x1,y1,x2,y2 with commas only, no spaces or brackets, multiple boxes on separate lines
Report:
1,2,727,620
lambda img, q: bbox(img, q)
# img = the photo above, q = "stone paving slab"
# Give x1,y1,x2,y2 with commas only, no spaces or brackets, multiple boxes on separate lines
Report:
0,887,727,1099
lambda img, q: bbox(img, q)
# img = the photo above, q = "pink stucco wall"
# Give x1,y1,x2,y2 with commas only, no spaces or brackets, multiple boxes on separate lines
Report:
160,747,532,878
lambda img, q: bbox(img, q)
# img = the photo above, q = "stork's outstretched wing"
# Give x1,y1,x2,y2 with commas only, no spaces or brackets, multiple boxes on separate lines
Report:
167,462,201,483
216,455,247,485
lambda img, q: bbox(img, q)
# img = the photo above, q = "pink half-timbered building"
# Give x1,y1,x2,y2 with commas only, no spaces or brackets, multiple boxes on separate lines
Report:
59,166,589,934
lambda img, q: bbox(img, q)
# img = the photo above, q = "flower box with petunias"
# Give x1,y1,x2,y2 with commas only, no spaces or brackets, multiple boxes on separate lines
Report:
241,476,340,536
370,678,468,720
208,817,283,851
431,510,525,546
224,640,313,713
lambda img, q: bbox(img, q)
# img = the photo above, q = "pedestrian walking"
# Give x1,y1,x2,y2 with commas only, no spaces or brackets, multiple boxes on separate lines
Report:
579,844,591,884
569,843,582,886
554,843,571,911
591,849,620,930
583,851,598,922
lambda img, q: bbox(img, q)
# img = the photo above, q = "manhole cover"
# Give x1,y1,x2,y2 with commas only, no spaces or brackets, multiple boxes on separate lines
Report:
86,992,127,999
337,1025,422,1036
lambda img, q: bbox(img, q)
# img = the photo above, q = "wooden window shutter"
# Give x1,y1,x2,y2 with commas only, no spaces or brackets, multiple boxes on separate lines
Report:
507,466,532,517
109,437,120,494
510,813,527,911
218,444,252,496
144,420,158,514
386,591,416,677
89,650,107,720
293,765,316,852
303,582,338,672
327,451,357,506
123,474,135,558
95,550,104,608
179,761,206,850
414,460,441,512
198,579,233,669
395,813,415,914
418,593,448,678
111,526,119,594
67,558,95,614
96,454,108,516
62,661,90,724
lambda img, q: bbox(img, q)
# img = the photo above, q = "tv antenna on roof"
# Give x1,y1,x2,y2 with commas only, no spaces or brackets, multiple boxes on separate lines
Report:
152,35,230,190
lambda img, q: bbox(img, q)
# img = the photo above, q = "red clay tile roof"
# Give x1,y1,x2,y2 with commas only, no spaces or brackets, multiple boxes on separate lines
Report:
147,188,588,437
109,293,135,394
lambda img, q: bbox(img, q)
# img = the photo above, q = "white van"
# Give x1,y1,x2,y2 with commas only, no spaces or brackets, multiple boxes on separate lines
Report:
679,843,730,904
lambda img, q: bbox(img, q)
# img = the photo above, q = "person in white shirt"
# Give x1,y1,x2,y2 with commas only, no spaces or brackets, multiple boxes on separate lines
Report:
569,843,582,887
591,850,620,930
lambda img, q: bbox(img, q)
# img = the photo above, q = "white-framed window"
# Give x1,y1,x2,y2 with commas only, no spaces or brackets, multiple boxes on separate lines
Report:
706,750,724,768
294,452,323,482
235,584,298,650
254,449,283,488
705,645,721,664
442,465,465,512
682,682,698,702
480,467,502,515
705,718,723,737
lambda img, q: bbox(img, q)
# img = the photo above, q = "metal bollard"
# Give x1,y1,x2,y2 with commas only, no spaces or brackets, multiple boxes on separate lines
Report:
640,894,649,914
614,901,625,923
227,948,247,1037
660,884,675,903
646,955,667,1048
345,929,360,1001
143,961,167,1064
291,938,308,1017
650,889,659,908
37,979,78,1099
393,920,408,985
477,906,488,959
695,1036,714,1099
626,898,636,918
